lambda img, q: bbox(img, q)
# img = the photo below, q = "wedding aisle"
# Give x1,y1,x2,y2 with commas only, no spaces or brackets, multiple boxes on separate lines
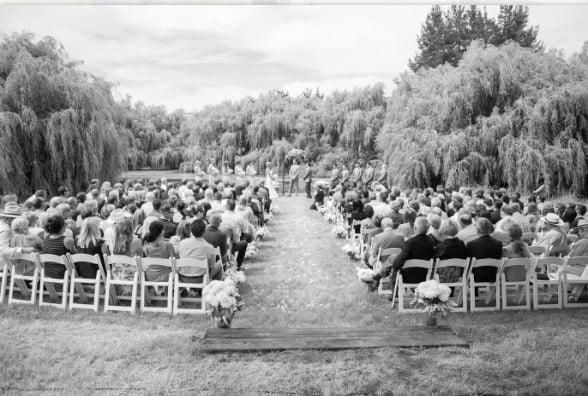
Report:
236,195,391,328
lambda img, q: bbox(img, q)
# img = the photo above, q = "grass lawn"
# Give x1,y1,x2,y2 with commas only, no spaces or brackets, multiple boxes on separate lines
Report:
1,196,587,395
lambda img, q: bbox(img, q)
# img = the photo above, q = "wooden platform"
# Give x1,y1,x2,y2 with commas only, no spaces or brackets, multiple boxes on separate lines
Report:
197,326,469,353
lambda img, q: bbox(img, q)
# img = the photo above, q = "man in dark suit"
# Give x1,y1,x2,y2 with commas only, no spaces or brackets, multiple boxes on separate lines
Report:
465,218,503,282
203,213,228,263
303,161,313,198
368,217,435,288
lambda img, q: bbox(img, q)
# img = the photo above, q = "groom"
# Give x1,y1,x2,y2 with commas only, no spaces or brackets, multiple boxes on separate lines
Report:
288,159,300,197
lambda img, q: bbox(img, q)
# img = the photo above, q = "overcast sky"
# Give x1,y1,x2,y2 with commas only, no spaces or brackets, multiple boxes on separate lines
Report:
0,4,586,112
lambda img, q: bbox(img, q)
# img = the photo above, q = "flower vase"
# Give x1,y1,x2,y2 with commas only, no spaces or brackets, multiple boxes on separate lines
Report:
425,312,437,326
217,315,232,329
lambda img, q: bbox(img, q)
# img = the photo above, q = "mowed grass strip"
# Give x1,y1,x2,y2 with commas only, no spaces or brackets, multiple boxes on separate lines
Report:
1,196,587,394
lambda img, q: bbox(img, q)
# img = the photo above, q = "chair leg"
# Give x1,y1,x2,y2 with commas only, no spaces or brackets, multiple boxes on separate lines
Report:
104,276,111,312
131,275,138,313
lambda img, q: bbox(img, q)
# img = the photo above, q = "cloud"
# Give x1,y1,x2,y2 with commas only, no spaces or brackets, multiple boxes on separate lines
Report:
0,4,586,111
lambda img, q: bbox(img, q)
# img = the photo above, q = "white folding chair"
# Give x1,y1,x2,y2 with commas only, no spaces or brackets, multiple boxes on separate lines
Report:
7,253,40,305
0,258,8,304
67,253,104,312
393,259,433,312
500,258,533,311
138,257,174,314
468,258,505,312
104,255,139,313
528,245,547,257
433,258,470,312
561,256,588,308
38,254,71,309
173,258,209,315
521,232,536,245
532,257,564,309
376,248,401,296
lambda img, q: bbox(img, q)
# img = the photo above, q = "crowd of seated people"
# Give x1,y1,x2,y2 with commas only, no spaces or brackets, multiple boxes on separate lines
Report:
315,181,588,291
0,177,273,295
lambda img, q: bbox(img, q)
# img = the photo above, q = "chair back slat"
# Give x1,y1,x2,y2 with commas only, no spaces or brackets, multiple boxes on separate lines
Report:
38,254,71,269
521,232,536,244
528,245,546,256
502,258,533,282
138,257,174,272
435,258,470,270
175,258,208,270
402,259,433,269
564,256,588,278
67,253,101,265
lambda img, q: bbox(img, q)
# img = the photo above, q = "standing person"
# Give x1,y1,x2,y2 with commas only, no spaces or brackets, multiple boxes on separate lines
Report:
265,162,279,200
222,161,233,185
303,161,313,199
245,163,257,185
235,163,246,184
193,160,204,184
330,164,341,190
340,164,350,187
362,161,374,188
207,161,220,186
375,162,388,189
351,162,363,187
288,159,300,197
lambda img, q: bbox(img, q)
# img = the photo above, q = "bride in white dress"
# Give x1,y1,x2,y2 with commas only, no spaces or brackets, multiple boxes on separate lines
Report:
265,162,279,200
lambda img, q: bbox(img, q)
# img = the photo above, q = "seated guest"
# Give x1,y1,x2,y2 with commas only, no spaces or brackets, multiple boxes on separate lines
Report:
175,219,193,242
569,219,588,257
435,219,467,283
369,217,435,288
359,205,375,230
178,218,222,282
534,213,569,256
369,218,403,267
221,199,249,270
503,223,530,259
75,217,106,278
41,214,76,279
397,222,414,240
203,213,229,263
368,215,384,239
159,204,177,239
9,216,43,275
310,186,325,210
456,213,477,244
427,213,442,245
502,222,530,282
142,221,178,286
465,218,503,282
389,200,404,229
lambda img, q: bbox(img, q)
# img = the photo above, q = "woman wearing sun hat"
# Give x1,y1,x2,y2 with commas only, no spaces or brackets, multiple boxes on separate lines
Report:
0,202,36,261
533,212,569,256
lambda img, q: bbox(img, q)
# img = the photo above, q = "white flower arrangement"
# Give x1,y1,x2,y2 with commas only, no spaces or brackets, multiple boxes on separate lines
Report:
357,268,375,282
411,279,457,317
225,268,246,284
332,224,347,238
203,279,243,322
342,242,362,260
256,226,270,240
245,243,259,259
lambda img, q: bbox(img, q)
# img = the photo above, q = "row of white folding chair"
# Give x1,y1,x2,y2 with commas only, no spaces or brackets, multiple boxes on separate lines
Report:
390,255,588,312
3,253,98,310
2,253,213,315
108,255,211,315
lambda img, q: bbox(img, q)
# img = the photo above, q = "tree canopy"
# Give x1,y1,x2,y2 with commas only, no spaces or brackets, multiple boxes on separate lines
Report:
383,41,588,195
409,5,542,72
0,33,126,195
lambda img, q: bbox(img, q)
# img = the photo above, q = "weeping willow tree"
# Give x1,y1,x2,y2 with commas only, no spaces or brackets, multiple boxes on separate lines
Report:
0,33,126,195
379,41,588,195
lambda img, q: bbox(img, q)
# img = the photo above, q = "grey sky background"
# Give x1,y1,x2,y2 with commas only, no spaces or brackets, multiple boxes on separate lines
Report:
0,5,586,112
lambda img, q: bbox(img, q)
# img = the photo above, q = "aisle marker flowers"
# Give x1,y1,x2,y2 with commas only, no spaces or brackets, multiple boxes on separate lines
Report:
203,279,243,327
410,279,456,317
